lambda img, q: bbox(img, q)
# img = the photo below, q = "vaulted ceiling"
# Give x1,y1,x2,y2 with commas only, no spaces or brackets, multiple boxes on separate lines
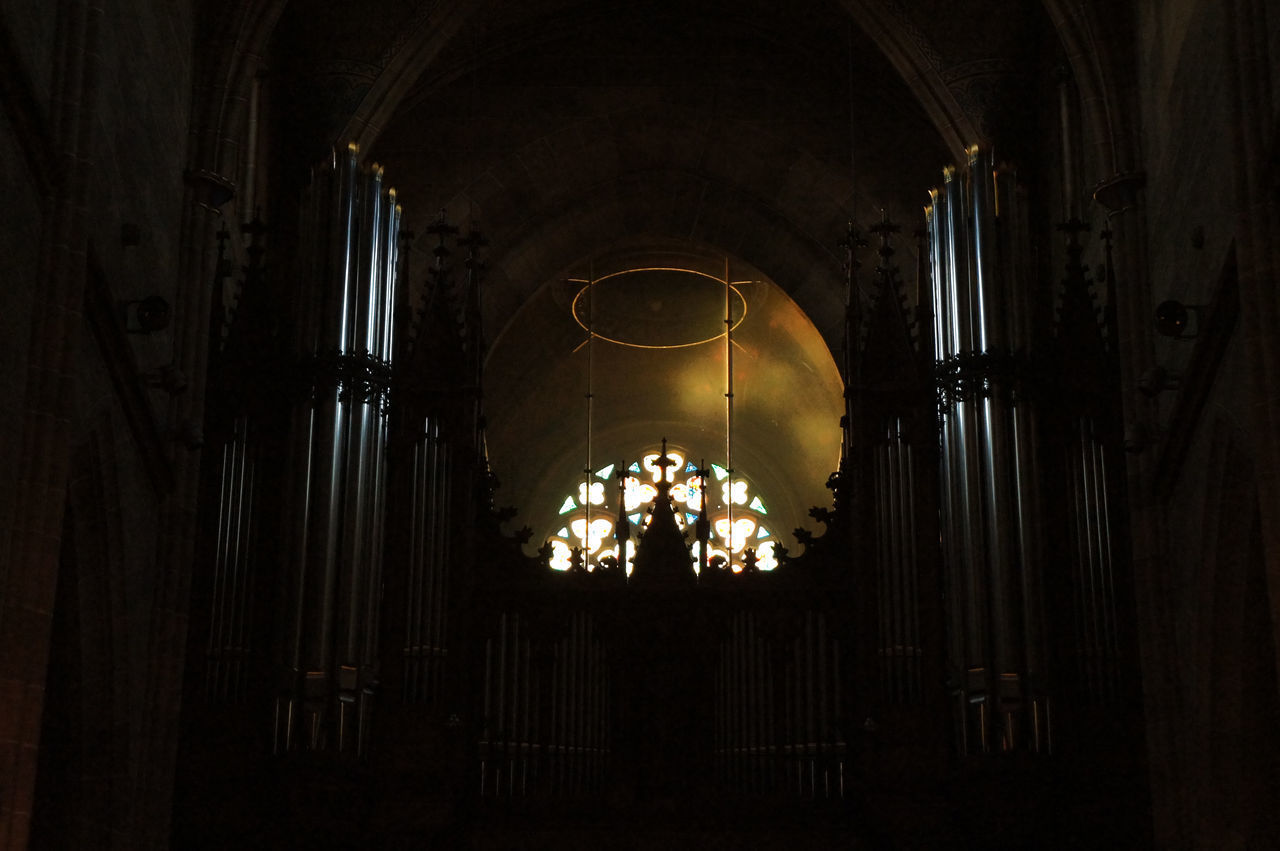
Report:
262,0,1059,539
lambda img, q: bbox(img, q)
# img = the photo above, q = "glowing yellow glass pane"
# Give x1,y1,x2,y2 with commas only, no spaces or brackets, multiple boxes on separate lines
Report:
713,516,757,552
570,517,614,553
643,451,684,482
756,541,778,571
623,476,657,512
670,482,688,504
549,539,573,571
578,480,605,506
721,480,748,506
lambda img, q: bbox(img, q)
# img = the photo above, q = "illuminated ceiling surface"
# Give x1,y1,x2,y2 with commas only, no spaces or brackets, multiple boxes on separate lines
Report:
485,246,845,553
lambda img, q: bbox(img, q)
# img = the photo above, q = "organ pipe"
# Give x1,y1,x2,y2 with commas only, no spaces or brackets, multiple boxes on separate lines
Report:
928,146,1049,755
477,609,609,800
404,418,454,704
1066,418,1121,703
275,143,401,757
206,414,256,702
712,610,845,799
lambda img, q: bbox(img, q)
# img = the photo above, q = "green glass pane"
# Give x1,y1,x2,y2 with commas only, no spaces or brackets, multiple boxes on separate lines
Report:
749,496,767,514
596,463,615,480
711,463,729,481
757,526,770,539
557,527,569,538
558,496,576,515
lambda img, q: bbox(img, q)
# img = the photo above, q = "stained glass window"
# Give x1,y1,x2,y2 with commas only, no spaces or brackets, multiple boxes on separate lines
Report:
544,442,776,574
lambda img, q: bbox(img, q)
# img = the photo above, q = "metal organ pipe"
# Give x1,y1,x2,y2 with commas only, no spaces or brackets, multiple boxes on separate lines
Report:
402,417,452,705
928,147,1048,756
207,415,255,702
275,144,401,757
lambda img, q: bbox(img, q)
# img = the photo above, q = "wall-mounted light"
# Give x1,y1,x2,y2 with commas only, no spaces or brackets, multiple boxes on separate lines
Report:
1154,299,1202,339
122,295,171,334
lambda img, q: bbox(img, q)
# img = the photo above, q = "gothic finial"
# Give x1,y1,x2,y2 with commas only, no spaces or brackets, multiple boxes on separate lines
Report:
654,438,676,479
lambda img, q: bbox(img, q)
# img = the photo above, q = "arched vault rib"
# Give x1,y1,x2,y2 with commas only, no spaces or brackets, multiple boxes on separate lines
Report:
330,0,980,163
336,0,474,151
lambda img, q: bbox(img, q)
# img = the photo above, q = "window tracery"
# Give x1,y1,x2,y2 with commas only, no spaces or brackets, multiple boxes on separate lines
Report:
546,444,778,574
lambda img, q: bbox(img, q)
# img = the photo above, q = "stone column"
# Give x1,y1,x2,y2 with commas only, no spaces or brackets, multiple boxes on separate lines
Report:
0,1,100,845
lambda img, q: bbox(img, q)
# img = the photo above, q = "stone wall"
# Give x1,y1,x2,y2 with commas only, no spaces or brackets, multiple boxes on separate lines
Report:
0,0,197,846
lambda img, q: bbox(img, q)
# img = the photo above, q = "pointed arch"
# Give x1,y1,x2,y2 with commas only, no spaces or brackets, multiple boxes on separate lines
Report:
836,0,977,159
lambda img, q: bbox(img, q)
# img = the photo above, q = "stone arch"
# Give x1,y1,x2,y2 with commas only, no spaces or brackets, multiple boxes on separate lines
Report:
335,0,978,163
1040,0,1138,178
336,0,474,150
836,0,976,158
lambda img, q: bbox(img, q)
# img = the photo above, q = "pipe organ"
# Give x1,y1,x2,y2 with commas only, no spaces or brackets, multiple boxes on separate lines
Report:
469,561,852,804
204,415,257,703
477,609,611,799
274,143,401,757
200,218,271,706
1063,417,1123,704
873,418,924,706
714,610,847,798
402,417,457,706
179,136,1141,845
849,216,940,726
1053,224,1127,709
928,146,1050,755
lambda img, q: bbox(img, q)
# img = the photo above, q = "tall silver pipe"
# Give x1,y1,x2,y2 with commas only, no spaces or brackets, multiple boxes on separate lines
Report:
428,434,443,700
905,436,920,701
890,425,906,701
929,147,1048,754
1074,424,1098,694
817,614,829,782
876,438,889,696
277,145,401,754
1096,434,1120,697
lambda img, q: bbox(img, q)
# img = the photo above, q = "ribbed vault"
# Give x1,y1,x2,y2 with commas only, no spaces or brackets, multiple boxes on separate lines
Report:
262,0,1057,541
